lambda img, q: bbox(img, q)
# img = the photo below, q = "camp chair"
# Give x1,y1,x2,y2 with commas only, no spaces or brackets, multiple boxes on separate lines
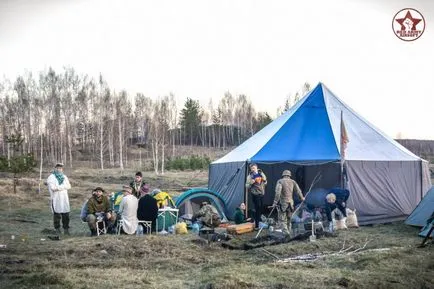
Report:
137,220,152,234
116,219,123,235
96,216,107,236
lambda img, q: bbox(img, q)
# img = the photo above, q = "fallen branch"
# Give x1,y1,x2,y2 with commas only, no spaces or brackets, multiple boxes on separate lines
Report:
260,248,281,260
277,239,376,263
348,239,371,255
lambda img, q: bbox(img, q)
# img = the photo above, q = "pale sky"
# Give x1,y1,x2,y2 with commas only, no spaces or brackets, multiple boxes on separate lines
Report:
0,0,433,139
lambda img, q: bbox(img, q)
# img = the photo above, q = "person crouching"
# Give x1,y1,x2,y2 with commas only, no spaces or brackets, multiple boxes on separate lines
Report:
325,192,347,231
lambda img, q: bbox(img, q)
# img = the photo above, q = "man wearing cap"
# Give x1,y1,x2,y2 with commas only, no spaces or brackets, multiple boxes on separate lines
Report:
87,187,116,236
271,170,304,235
192,201,221,228
46,163,72,235
118,186,139,235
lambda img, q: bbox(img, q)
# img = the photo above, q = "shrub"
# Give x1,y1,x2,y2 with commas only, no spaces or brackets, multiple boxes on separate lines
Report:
166,155,211,171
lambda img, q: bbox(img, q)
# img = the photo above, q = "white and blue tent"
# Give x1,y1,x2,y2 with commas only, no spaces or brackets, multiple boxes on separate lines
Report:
209,83,431,225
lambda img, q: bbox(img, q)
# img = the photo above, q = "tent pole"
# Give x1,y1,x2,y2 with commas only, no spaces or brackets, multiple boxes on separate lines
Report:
244,161,249,218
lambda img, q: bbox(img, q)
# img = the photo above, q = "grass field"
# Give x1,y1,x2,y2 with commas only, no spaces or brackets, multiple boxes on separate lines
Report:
0,169,433,289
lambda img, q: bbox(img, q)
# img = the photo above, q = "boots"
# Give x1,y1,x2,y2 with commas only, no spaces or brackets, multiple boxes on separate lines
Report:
55,228,62,235
90,229,97,237
64,229,70,236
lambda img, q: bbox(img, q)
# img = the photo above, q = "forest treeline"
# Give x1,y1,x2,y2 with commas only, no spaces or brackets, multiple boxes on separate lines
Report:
396,139,434,162
0,67,311,173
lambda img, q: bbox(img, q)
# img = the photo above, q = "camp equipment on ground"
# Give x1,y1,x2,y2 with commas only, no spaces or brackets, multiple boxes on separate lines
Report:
175,222,188,234
335,218,347,230
227,222,255,235
346,208,359,228
309,220,316,242
255,206,276,238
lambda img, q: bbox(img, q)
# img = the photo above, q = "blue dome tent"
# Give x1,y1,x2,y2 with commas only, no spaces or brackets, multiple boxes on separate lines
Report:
175,188,228,222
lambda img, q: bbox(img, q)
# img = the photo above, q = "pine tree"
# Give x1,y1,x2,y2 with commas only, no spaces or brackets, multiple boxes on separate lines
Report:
179,98,202,146
0,134,36,193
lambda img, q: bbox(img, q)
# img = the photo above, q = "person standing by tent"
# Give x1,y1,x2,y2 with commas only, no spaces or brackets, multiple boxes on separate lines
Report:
271,170,304,235
46,163,72,235
130,172,147,199
246,163,267,229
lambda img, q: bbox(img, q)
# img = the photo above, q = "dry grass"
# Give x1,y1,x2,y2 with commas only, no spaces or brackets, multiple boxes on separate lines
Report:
0,171,433,289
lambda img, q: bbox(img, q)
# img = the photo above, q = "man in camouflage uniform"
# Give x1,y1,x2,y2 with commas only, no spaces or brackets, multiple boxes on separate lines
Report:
272,170,304,235
192,202,221,228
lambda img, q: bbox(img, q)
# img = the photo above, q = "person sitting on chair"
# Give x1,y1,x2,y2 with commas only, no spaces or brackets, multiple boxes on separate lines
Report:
87,187,117,236
192,201,221,228
118,186,139,235
137,184,159,233
233,203,252,224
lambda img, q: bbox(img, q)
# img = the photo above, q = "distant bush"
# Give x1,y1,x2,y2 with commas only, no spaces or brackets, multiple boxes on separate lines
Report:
165,155,211,171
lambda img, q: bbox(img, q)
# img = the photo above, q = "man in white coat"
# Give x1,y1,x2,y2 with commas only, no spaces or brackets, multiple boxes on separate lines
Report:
118,186,139,235
46,163,72,235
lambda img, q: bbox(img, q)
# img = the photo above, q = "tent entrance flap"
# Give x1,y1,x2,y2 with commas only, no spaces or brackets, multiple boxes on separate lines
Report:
245,161,341,216
175,188,228,222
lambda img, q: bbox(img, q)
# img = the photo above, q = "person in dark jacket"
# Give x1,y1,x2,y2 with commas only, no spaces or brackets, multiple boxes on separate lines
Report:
137,184,159,232
325,188,349,231
233,203,252,224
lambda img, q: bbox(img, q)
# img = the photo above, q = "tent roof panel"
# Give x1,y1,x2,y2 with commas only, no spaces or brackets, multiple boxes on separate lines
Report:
213,82,421,164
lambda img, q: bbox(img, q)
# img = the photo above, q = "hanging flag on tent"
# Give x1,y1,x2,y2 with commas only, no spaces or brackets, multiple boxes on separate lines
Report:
340,111,349,159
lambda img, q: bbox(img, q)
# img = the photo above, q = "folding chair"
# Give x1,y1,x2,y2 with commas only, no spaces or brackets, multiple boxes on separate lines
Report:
116,219,124,235
96,216,107,236
138,220,152,234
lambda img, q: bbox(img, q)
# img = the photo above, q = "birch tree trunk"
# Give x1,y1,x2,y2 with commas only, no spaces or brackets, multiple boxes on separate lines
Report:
99,117,104,170
118,117,124,170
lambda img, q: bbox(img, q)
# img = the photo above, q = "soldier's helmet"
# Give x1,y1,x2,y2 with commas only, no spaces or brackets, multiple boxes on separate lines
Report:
282,170,292,177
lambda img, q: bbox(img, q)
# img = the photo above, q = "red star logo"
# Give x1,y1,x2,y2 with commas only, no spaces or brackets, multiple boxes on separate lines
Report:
395,10,422,30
